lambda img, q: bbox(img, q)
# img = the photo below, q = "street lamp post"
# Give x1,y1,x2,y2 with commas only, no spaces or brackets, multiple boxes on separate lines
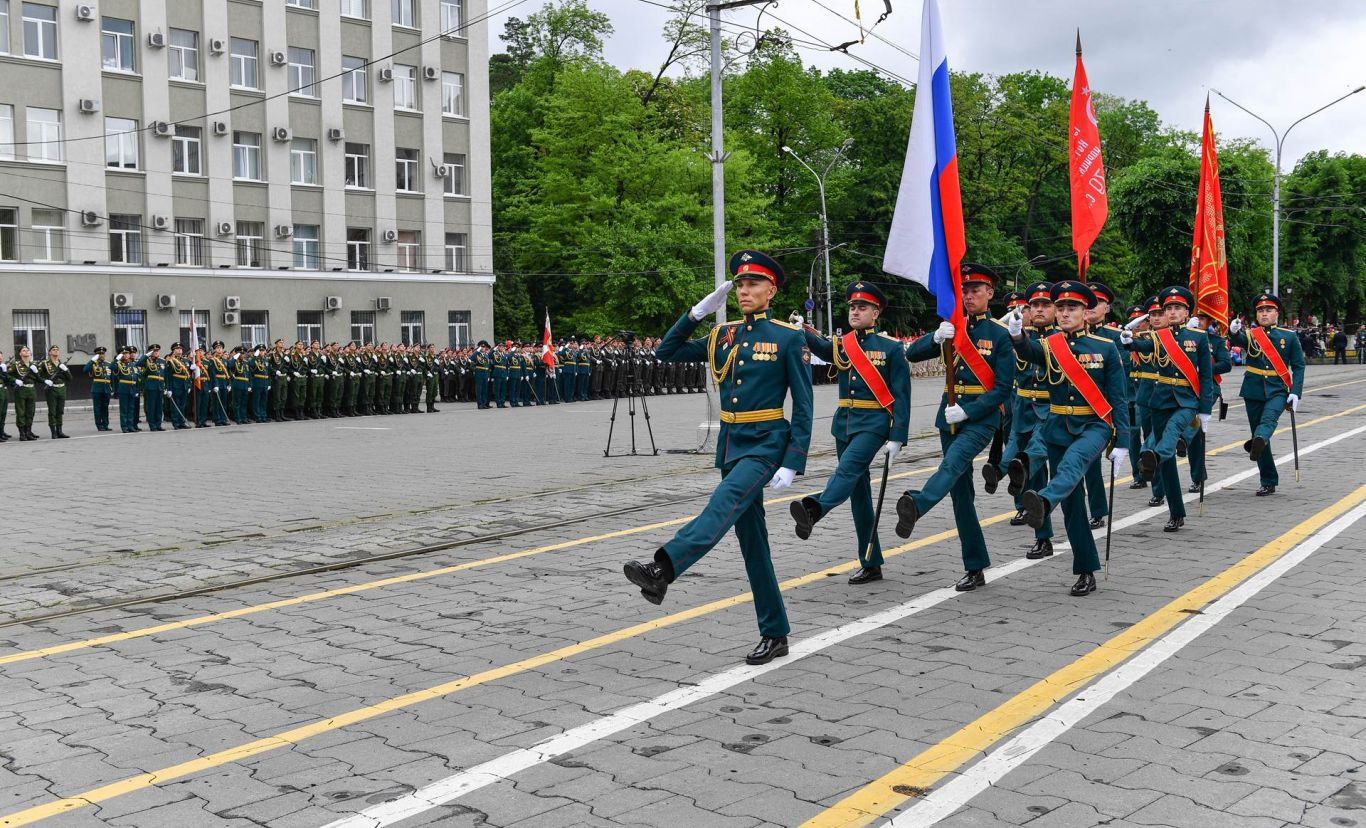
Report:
1014,254,1047,293
1212,86,1365,296
783,140,853,337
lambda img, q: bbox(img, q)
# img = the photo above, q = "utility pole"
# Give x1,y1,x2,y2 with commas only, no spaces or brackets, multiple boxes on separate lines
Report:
784,139,853,336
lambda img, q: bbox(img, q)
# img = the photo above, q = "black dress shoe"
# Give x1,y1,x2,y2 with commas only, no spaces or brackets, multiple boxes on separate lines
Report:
623,559,671,605
745,636,789,665
894,494,919,539
1070,572,1097,596
1176,437,1187,458
1022,490,1050,530
1147,496,1165,507
1006,456,1029,497
1187,481,1202,494
1255,485,1277,497
1163,517,1184,532
1248,436,1267,461
955,570,986,591
1137,450,1158,482
1088,516,1106,529
1026,538,1054,559
982,463,1002,495
848,566,882,585
790,497,822,540
1128,479,1148,490
1009,508,1029,527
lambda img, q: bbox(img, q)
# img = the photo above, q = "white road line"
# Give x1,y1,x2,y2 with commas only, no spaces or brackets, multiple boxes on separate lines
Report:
319,422,1366,828
890,498,1366,828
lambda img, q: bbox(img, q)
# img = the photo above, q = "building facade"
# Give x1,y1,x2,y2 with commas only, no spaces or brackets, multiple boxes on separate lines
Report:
0,0,493,365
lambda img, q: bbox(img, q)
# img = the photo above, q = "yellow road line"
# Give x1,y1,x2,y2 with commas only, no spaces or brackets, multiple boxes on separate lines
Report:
801,482,1366,828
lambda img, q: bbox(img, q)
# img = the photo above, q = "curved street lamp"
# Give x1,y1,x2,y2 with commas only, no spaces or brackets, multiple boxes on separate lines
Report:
783,139,854,336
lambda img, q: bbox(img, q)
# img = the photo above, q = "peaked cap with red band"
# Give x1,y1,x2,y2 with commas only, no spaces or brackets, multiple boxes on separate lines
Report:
1161,285,1195,309
728,249,786,287
845,280,886,308
1253,291,1283,313
1146,295,1162,313
1025,280,1055,304
1050,280,1097,309
1087,281,1116,304
1002,290,1027,309
960,262,999,287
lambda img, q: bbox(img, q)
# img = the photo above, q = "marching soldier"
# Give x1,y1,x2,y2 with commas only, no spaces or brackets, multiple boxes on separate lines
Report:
1181,314,1231,493
1130,296,1166,502
473,341,492,409
85,346,114,431
34,345,72,439
8,345,39,440
1080,282,1126,529
166,343,192,429
1006,281,1131,596
119,346,146,432
791,281,911,584
894,263,1016,592
1120,286,1214,531
139,344,167,431
624,250,813,665
1226,292,1305,496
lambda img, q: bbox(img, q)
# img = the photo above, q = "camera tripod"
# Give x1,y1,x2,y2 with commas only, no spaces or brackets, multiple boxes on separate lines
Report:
603,341,658,457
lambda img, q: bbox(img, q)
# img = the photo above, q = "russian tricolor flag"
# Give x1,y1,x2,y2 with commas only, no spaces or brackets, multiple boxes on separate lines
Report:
882,0,966,330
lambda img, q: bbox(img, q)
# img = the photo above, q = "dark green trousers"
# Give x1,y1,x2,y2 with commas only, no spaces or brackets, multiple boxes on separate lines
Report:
908,423,996,572
819,432,886,568
44,385,66,429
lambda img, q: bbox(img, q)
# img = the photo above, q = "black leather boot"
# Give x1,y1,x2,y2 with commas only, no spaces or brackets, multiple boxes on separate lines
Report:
745,636,789,665
1070,572,1097,596
894,494,919,539
1026,538,1054,559
790,497,822,540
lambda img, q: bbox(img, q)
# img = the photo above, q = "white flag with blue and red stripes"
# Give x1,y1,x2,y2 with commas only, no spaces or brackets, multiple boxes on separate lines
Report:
882,0,966,329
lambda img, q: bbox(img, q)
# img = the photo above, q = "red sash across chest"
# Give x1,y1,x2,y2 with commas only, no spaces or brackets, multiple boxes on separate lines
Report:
1045,332,1113,427
841,332,893,413
1154,328,1200,395
1249,326,1292,389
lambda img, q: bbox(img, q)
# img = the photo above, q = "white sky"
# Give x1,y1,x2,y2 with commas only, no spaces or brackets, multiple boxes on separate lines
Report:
487,0,1366,167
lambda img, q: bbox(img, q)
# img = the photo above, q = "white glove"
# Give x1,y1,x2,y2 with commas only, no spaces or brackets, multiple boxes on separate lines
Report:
310,369,317,375
789,313,804,326
1109,447,1128,468
1198,413,1211,430
164,390,172,398
192,364,202,376
29,363,38,373
1229,318,1243,334
944,403,968,424
1005,309,1023,337
60,363,69,372
1186,317,1202,331
879,440,902,461
690,282,733,321
1287,393,1299,412
1119,328,1134,345
932,320,957,344
276,371,285,377
768,467,797,491
44,379,53,387
1125,316,1147,331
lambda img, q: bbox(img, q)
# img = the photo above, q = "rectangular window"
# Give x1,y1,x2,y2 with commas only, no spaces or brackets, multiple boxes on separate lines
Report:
235,220,264,268
0,1,8,56
240,310,268,348
392,0,416,28
393,64,417,109
31,208,62,262
108,214,142,264
297,310,323,345
288,47,316,96
1,104,15,161
443,152,467,196
290,138,317,185
232,131,262,180
13,309,50,355
22,2,56,60
286,0,317,8
168,28,199,81
292,224,319,269
101,17,135,71
441,71,465,116
178,309,209,353
0,207,16,261
341,0,369,19
172,125,201,174
396,229,420,272
395,147,419,192
447,310,470,348
440,0,463,34
341,55,368,103
229,37,258,88
400,310,424,345
113,309,147,353
444,232,468,272
350,310,376,346
346,227,370,271
104,117,139,169
174,218,204,266
26,107,61,163
344,142,370,188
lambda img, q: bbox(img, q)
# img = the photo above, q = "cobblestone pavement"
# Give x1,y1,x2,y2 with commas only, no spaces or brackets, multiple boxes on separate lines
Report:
0,364,1362,828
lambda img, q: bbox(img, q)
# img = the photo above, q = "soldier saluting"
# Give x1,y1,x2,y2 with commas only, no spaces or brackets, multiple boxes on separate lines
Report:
1226,291,1305,496
624,250,813,666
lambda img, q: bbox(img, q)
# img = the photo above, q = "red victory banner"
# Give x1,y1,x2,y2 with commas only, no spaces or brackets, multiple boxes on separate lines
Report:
1189,97,1228,330
1069,31,1108,277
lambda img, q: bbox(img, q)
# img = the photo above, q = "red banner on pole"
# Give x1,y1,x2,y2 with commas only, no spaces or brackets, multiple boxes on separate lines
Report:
1189,99,1228,330
1069,31,1108,277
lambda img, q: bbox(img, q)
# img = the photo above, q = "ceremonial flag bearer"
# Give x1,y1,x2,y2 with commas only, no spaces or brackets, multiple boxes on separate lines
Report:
1226,292,1305,496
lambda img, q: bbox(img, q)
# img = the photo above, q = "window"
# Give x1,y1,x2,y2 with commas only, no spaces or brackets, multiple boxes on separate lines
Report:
235,221,264,268
113,309,146,352
286,0,317,8
290,138,317,185
172,125,201,174
178,309,209,353
240,311,268,348
13,309,49,355
393,64,417,109
0,207,16,261
1,104,14,161
101,17,135,71
344,143,370,188
395,147,419,192
0,1,8,56
288,47,316,96
229,38,258,89
22,3,56,60
346,228,370,271
443,152,467,196
396,230,420,271
292,224,319,269
31,208,62,262
168,28,199,81
26,107,61,163
400,310,424,345
108,214,142,264
350,310,376,346
441,71,465,116
174,218,204,266
232,131,262,180
447,310,470,347
341,55,368,103
440,0,463,34
392,0,416,28
341,0,369,19
297,311,323,345
444,232,468,271
105,117,138,169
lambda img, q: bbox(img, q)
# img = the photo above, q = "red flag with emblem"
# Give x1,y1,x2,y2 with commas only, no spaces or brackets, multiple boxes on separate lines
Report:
541,311,555,370
1069,31,1108,277
1189,98,1228,330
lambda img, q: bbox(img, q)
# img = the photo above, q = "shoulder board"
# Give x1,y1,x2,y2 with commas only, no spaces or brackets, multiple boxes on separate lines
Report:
1275,326,1295,334
769,319,800,330
719,320,743,328
1085,333,1111,343
989,319,1010,330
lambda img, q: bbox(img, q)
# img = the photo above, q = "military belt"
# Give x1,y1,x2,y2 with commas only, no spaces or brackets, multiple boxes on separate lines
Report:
93,378,111,384
953,384,988,395
253,374,268,379
1246,366,1279,377
837,398,886,410
1156,375,1192,388
1015,388,1050,400
474,366,489,371
118,379,137,385
719,407,785,424
1049,404,1096,416
1133,371,1158,381
146,375,163,381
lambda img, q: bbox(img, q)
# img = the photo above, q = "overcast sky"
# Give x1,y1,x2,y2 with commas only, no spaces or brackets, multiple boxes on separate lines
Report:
487,0,1366,167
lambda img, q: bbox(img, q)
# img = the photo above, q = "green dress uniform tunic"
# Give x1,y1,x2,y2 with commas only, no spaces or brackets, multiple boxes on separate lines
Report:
166,356,192,428
1132,326,1166,500
85,358,114,431
1183,327,1231,487
1227,320,1305,489
1081,323,1129,521
654,309,814,639
34,357,70,435
117,358,144,432
209,354,233,425
473,350,492,409
1000,323,1056,541
306,351,326,417
492,351,509,408
7,358,37,434
250,354,272,422
139,355,167,430
230,354,251,423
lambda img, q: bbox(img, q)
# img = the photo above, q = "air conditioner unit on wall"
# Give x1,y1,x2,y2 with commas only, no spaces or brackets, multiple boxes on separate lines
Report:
377,67,394,82
223,310,240,326
152,215,171,230
75,4,96,22
269,50,287,66
216,221,233,236
327,127,345,142
376,297,392,311
147,31,166,48
325,296,343,311
78,98,99,114
433,163,452,179
152,121,173,137
157,294,176,309
275,225,294,239
224,296,241,311
212,120,229,136
209,38,225,55
81,210,102,227
272,126,293,142
423,66,440,81
111,292,132,309
381,229,398,243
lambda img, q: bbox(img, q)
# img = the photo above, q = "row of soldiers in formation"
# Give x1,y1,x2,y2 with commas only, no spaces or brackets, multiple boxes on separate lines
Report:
623,249,1307,667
